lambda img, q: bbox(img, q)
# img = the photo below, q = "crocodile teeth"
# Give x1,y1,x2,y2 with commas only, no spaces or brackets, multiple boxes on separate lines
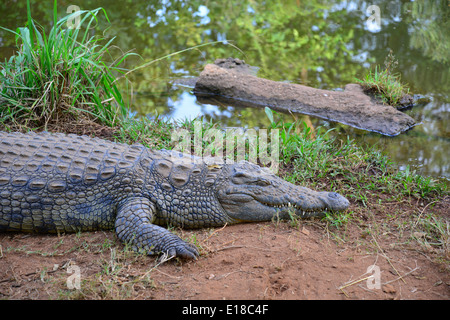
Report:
260,201,322,213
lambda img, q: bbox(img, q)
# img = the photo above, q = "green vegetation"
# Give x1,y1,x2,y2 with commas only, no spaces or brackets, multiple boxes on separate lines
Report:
356,50,411,108
0,0,134,130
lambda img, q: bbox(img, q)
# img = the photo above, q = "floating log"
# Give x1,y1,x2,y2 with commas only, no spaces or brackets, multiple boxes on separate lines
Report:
193,61,416,136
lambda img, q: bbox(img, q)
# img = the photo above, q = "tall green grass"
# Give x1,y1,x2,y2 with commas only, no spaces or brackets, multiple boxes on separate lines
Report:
0,0,135,129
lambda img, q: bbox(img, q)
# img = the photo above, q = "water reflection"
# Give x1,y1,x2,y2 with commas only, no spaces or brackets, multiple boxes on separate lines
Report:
0,0,448,182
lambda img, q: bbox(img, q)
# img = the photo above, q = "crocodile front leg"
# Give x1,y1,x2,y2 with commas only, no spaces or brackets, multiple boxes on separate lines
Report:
114,197,199,259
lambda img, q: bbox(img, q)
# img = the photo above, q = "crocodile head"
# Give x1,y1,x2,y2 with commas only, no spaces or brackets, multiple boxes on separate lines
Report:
216,161,349,222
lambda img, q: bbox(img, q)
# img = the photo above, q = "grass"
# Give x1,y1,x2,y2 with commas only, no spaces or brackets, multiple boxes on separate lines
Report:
0,0,136,130
356,50,411,108
117,116,175,148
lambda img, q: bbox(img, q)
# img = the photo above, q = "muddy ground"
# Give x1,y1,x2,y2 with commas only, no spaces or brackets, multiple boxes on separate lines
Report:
1,195,448,300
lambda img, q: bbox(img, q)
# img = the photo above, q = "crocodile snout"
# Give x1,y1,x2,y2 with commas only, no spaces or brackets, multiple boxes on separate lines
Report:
321,192,349,211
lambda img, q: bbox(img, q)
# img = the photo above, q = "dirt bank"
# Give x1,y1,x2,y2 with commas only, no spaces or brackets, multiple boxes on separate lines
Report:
1,195,448,300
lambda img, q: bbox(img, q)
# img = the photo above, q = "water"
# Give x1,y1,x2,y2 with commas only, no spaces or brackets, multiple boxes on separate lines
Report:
0,0,448,182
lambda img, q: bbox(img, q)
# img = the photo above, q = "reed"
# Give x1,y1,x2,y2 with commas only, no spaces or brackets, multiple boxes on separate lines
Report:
0,0,135,129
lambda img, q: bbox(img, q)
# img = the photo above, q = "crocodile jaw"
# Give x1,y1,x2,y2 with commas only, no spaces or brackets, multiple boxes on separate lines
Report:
260,191,349,217
218,190,349,222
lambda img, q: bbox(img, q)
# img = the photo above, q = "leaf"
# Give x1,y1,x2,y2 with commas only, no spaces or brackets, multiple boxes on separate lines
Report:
265,106,274,123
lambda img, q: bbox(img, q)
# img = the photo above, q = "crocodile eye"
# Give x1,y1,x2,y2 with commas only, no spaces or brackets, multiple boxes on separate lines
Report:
256,179,270,186
232,171,255,184
233,172,248,178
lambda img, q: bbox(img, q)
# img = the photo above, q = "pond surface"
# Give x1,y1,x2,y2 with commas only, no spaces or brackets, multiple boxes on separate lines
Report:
0,0,448,183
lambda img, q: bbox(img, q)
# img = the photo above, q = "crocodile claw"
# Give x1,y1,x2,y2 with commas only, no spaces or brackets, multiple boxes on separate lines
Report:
167,241,199,260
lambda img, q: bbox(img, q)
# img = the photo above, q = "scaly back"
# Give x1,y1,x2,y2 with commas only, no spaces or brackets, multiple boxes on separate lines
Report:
0,131,145,232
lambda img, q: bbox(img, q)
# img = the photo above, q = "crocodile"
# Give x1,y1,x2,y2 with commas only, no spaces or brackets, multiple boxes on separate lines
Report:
0,131,349,259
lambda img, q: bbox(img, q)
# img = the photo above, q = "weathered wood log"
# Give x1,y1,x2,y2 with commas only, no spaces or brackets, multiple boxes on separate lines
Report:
193,62,416,136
